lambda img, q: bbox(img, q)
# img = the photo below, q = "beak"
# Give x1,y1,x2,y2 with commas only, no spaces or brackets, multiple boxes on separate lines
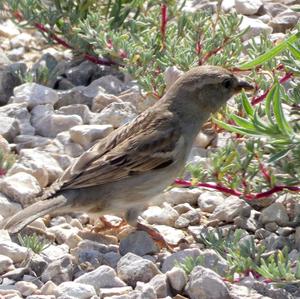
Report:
235,80,254,92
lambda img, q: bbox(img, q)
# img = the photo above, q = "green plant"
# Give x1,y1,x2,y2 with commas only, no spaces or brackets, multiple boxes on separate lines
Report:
2,0,248,96
176,255,204,275
3,0,300,204
18,233,50,254
0,149,15,176
197,229,300,282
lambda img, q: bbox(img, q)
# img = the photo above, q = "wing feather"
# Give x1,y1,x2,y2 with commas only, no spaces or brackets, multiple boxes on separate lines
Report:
56,109,183,190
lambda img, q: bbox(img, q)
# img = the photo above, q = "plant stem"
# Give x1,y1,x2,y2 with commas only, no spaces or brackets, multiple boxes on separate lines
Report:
251,72,293,105
161,3,168,49
174,179,300,201
11,10,118,66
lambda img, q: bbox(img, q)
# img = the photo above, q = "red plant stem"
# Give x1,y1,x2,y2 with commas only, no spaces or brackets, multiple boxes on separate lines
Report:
251,88,270,105
160,3,168,48
251,72,293,105
35,23,72,49
196,41,202,55
174,179,300,201
258,160,271,183
199,37,229,65
35,23,119,66
10,8,119,67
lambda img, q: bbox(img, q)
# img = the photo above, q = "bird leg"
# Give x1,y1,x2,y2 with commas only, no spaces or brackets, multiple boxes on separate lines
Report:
93,215,129,234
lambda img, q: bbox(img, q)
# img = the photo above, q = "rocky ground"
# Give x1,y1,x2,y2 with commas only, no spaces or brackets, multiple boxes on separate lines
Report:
0,0,300,298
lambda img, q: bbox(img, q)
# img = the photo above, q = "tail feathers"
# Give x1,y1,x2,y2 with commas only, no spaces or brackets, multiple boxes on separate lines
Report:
2,195,69,234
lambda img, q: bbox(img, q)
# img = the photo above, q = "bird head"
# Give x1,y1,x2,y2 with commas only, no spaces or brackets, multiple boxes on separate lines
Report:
166,65,254,116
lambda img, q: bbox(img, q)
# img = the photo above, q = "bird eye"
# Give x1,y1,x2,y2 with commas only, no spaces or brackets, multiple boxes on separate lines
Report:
222,79,232,89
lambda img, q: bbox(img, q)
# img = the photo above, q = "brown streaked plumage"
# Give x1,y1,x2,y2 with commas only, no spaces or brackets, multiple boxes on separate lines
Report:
3,66,253,233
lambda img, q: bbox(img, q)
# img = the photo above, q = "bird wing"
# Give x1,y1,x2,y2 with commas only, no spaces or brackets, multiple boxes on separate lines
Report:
56,110,184,190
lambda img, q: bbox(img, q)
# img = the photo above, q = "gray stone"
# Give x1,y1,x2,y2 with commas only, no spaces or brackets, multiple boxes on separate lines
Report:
134,282,157,299
65,60,99,86
0,103,35,135
10,32,33,49
41,244,69,263
148,274,171,298
119,231,158,256
29,254,48,277
255,228,272,240
14,135,51,152
152,225,185,245
47,223,80,247
56,86,92,109
166,266,187,292
0,116,19,142
265,222,279,232
264,2,288,17
209,196,249,223
0,67,22,105
198,191,225,213
234,215,258,232
221,0,235,11
31,104,83,138
159,188,201,206
85,75,125,96
259,203,289,226
164,66,183,91
174,216,190,228
69,124,113,149
119,89,156,113
0,49,11,65
75,265,126,290
185,266,230,299
41,255,75,284
11,83,58,108
295,227,300,250
269,10,300,33
58,104,91,124
240,16,273,40
235,0,263,15
201,249,229,276
27,296,55,299
98,286,133,298
0,172,41,206
91,101,137,128
8,148,63,187
8,47,25,61
142,204,179,226
0,254,14,274
117,253,160,287
15,281,38,297
55,131,84,158
0,241,30,263
56,282,96,299
0,192,22,218
73,239,118,267
261,233,291,251
91,92,122,112
173,203,195,214
161,248,201,273
0,20,20,38
229,284,272,299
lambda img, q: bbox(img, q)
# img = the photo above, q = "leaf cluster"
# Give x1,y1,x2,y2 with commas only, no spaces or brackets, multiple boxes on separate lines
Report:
178,228,300,282
18,233,50,254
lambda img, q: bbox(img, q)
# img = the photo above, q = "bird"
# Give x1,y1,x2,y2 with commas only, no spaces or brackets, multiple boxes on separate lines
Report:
3,65,253,234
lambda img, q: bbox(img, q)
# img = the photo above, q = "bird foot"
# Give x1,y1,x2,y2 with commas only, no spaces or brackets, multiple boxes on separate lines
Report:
93,215,129,234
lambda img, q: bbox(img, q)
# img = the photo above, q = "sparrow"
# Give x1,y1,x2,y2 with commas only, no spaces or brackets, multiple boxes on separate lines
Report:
3,66,253,234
